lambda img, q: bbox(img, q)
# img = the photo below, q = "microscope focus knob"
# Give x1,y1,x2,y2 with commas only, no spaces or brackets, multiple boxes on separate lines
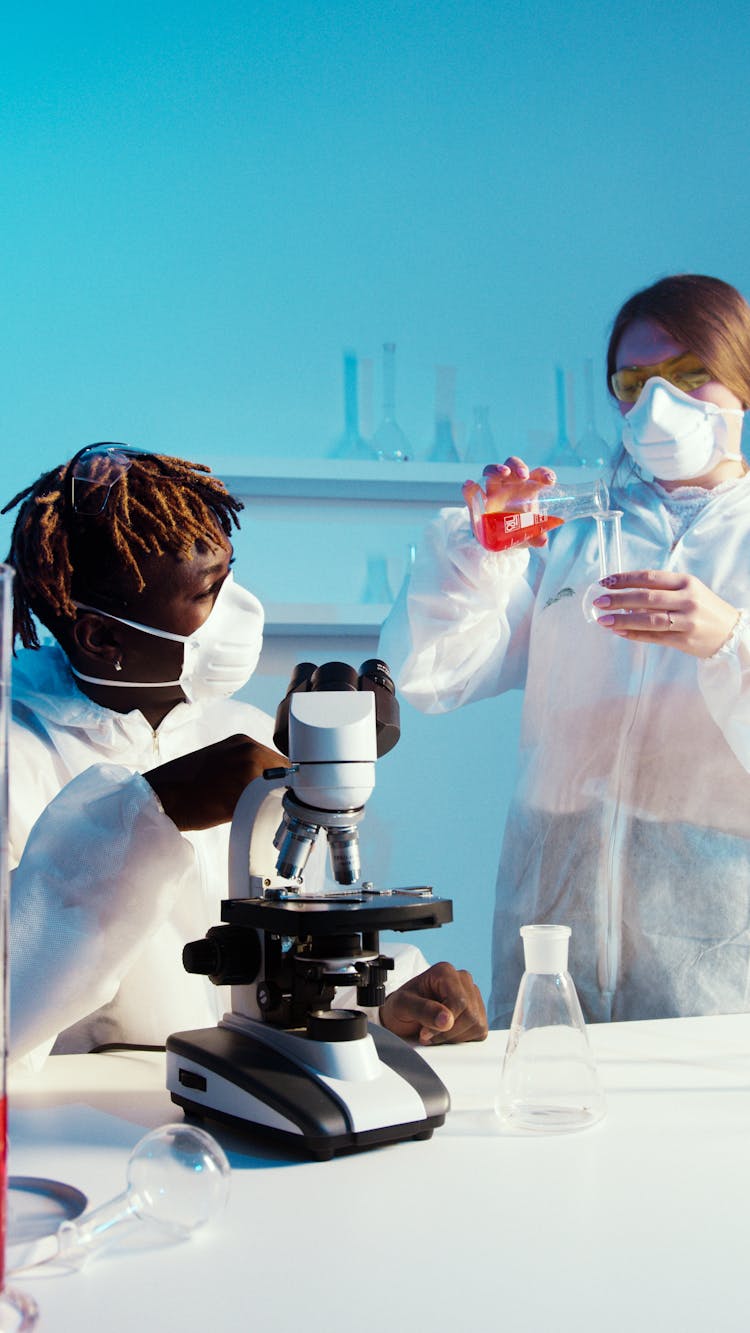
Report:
306,1009,368,1043
182,926,261,986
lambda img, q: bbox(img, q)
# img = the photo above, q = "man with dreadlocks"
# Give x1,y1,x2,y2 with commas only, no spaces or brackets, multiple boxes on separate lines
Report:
4,444,487,1067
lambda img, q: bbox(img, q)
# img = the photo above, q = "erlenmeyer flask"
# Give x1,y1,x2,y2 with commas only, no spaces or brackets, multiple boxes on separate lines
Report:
427,365,460,463
496,924,606,1133
371,343,411,462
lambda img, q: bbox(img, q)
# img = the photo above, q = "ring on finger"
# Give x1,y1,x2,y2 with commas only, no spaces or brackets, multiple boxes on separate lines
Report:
667,612,674,628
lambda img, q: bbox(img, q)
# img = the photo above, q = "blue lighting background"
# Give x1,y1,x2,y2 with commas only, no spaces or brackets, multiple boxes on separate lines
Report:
3,0,749,498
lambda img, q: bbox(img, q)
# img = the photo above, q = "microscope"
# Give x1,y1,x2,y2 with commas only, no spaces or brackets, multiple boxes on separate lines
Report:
166,659,453,1160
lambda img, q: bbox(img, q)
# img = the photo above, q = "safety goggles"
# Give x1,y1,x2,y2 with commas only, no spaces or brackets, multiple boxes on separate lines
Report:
66,443,148,515
610,353,712,404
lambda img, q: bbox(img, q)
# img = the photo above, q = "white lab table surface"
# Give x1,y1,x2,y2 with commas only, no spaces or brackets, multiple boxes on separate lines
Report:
7,1014,750,1333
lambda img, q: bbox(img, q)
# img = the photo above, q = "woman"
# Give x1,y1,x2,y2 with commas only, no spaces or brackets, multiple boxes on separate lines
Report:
6,445,487,1064
380,273,750,1025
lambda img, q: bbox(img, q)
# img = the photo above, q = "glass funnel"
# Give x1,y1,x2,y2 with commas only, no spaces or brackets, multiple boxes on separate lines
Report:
496,924,606,1134
0,566,38,1329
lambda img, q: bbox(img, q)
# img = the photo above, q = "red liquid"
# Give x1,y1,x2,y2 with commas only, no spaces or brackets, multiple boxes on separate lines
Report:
480,510,564,552
0,1093,6,1289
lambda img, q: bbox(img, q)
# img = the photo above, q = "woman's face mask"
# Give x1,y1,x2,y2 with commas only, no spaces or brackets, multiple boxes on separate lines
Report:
621,377,745,482
70,573,264,704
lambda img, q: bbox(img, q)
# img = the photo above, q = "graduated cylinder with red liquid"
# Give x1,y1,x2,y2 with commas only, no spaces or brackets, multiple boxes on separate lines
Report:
463,476,609,552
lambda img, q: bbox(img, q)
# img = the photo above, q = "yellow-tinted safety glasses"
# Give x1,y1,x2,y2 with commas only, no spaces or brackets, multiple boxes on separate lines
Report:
610,353,712,404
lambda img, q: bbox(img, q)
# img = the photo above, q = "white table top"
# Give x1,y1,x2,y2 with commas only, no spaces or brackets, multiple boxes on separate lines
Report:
7,1013,750,1333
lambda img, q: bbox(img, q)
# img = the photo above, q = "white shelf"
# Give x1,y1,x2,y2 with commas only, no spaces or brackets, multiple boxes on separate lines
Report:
208,456,470,503
263,602,390,637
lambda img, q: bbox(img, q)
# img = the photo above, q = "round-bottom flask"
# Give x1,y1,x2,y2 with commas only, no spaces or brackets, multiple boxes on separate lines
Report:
496,924,606,1133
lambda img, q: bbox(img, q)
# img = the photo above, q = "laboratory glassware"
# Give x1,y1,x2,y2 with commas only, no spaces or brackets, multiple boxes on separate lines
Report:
582,509,624,623
361,555,394,605
8,1124,230,1276
0,566,38,1330
464,405,497,466
545,367,582,469
576,358,611,469
463,475,609,552
496,924,606,1133
331,351,377,460
371,343,411,462
427,365,460,463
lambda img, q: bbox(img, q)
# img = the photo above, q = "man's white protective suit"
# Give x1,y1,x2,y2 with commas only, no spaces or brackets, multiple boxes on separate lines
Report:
380,474,750,1026
10,645,425,1067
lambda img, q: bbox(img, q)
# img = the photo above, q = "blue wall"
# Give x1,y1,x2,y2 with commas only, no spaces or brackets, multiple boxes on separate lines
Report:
4,1,750,1003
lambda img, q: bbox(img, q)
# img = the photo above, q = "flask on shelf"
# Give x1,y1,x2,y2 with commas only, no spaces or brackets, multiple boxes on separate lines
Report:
576,358,611,469
371,343,411,462
427,365,461,463
544,366,583,469
464,405,497,466
496,924,606,1133
330,350,377,460
361,555,394,605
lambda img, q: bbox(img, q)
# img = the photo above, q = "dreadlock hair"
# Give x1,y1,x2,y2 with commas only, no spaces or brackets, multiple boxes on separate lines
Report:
2,450,244,650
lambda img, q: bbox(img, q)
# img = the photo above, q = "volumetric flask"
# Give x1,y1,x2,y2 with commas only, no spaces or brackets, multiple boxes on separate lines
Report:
496,924,606,1134
464,476,609,552
0,567,39,1329
371,343,411,463
582,509,624,623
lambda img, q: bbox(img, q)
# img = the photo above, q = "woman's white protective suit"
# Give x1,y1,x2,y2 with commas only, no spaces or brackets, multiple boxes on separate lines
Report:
380,473,750,1026
10,645,425,1067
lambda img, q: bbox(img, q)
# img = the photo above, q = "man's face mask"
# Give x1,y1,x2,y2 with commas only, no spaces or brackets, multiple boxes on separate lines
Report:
70,573,264,705
620,377,744,482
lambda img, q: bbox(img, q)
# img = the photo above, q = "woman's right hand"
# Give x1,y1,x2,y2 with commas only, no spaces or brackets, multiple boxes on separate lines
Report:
463,458,557,550
144,734,285,831
483,458,556,505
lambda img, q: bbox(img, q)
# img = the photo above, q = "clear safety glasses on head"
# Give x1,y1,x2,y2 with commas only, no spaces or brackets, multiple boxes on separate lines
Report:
66,443,151,516
610,353,713,404
70,573,265,705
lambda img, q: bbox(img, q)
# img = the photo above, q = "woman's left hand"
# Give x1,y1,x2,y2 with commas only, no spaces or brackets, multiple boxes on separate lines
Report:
593,570,741,659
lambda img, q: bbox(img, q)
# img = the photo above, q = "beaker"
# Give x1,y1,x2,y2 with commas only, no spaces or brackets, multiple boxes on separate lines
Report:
496,924,606,1133
0,567,39,1328
463,475,609,552
581,509,624,623
371,343,411,463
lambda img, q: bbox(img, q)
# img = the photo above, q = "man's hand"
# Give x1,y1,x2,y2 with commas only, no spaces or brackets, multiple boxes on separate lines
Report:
379,962,488,1045
144,733,285,830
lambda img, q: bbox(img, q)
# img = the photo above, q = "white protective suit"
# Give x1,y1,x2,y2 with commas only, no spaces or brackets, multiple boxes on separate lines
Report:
10,644,425,1067
380,473,750,1026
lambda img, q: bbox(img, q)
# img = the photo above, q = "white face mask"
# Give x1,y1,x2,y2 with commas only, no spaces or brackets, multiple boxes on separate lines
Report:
621,377,744,482
70,573,264,704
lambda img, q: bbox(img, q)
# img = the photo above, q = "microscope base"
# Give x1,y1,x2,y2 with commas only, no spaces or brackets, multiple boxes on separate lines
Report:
166,1021,450,1160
